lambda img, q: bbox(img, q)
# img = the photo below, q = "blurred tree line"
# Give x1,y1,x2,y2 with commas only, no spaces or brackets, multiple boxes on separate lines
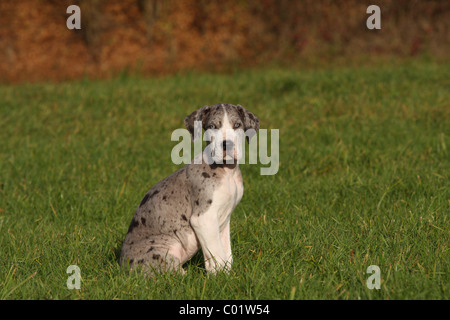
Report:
0,0,448,83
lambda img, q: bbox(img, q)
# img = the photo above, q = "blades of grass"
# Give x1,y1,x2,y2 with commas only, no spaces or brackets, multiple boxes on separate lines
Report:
1,271,37,300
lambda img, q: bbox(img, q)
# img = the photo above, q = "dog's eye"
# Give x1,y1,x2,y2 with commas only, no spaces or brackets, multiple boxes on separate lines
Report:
234,123,241,128
208,124,216,129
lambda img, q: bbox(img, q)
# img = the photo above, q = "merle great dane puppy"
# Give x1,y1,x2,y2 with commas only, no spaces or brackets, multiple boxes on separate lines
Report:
119,103,259,275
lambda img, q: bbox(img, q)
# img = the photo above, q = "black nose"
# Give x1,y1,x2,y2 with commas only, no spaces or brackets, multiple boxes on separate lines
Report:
222,140,234,150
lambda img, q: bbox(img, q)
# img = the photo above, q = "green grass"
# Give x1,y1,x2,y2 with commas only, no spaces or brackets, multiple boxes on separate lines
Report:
0,60,448,299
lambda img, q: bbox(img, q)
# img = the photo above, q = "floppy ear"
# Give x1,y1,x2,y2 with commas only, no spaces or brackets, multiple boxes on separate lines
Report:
236,104,260,142
184,105,211,140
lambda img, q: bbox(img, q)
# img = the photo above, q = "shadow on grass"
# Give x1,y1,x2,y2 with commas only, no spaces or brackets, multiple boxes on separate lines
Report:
182,250,205,273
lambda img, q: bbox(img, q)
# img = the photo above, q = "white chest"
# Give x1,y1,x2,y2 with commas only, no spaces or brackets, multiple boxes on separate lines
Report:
212,170,244,230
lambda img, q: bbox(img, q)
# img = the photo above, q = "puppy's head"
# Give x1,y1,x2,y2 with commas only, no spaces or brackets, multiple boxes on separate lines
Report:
184,103,259,164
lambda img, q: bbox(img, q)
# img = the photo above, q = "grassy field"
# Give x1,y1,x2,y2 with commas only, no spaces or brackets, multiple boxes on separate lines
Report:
0,60,448,300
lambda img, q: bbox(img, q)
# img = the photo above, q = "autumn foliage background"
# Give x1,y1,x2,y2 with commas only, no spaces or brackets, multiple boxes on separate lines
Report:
0,0,449,83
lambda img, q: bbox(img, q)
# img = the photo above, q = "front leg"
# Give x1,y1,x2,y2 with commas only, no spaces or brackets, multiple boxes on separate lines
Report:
190,211,230,273
220,218,233,268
